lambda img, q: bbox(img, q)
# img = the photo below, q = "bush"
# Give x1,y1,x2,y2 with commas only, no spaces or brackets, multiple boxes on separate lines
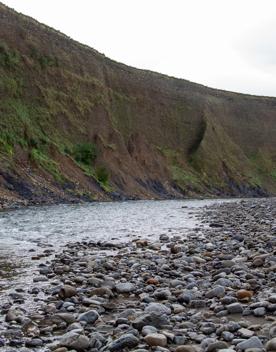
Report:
0,77,22,97
29,45,59,69
0,42,20,68
38,55,56,69
96,166,109,185
0,135,13,156
73,143,97,165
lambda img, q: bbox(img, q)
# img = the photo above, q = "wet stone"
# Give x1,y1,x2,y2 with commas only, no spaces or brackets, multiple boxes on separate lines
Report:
78,310,99,324
132,313,169,330
205,285,225,299
115,282,135,293
145,303,171,315
59,331,90,350
144,333,167,347
226,302,243,314
238,328,255,338
0,198,274,352
236,336,264,350
107,333,139,351
253,307,266,317
266,337,276,351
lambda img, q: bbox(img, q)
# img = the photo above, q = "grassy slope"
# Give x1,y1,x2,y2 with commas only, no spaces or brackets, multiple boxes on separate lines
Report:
0,3,275,204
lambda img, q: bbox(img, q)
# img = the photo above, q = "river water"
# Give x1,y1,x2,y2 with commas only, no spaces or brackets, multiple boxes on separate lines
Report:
0,199,238,295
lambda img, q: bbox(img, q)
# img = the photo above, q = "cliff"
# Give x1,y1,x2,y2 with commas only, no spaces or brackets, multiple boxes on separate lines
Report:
0,3,275,206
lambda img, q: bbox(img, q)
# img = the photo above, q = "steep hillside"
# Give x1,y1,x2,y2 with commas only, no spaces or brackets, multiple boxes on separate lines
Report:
0,3,276,206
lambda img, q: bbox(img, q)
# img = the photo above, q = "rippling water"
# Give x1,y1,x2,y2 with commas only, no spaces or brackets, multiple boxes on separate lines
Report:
0,198,237,292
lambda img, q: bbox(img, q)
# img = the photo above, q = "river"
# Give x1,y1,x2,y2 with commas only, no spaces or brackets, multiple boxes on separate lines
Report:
0,198,238,297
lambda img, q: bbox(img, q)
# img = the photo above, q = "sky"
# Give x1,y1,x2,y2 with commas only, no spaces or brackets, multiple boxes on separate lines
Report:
2,0,276,97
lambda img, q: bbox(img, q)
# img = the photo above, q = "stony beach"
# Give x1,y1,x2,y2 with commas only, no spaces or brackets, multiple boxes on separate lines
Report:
0,198,275,352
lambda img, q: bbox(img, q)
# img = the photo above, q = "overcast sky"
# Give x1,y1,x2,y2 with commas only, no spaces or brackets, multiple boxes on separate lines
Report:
3,0,276,97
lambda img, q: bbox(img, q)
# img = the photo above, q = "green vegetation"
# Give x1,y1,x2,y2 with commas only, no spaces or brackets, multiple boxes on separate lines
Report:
158,147,202,192
0,135,13,157
30,148,64,182
171,165,200,188
29,45,59,69
0,97,51,151
72,143,97,165
248,152,276,187
73,161,111,192
96,166,109,185
0,3,275,203
0,42,20,69
109,91,137,135
159,147,178,163
66,143,111,192
0,76,23,97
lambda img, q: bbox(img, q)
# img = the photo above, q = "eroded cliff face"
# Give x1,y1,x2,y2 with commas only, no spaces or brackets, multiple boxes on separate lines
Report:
0,3,275,206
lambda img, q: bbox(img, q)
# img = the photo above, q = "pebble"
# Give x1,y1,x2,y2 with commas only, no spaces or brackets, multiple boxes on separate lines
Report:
236,290,253,302
142,325,158,336
145,303,171,315
59,331,90,350
238,328,255,338
253,307,266,317
59,285,77,299
147,278,159,285
266,337,276,351
133,313,169,330
0,198,274,352
236,336,264,350
115,282,135,293
206,341,228,351
78,310,99,324
144,333,167,347
226,303,243,314
107,333,139,351
175,346,199,352
205,285,225,298
269,324,276,338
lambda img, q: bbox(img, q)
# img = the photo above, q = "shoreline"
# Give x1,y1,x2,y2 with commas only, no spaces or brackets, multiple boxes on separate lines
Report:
0,194,272,213
0,198,275,351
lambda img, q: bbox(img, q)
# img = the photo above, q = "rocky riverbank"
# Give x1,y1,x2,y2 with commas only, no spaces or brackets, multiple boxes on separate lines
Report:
0,198,275,351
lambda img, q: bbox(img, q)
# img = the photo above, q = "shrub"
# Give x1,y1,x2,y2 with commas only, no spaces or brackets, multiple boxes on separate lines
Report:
29,45,59,69
0,77,22,97
0,42,20,68
0,136,13,156
73,143,97,165
96,166,109,185
38,55,55,69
